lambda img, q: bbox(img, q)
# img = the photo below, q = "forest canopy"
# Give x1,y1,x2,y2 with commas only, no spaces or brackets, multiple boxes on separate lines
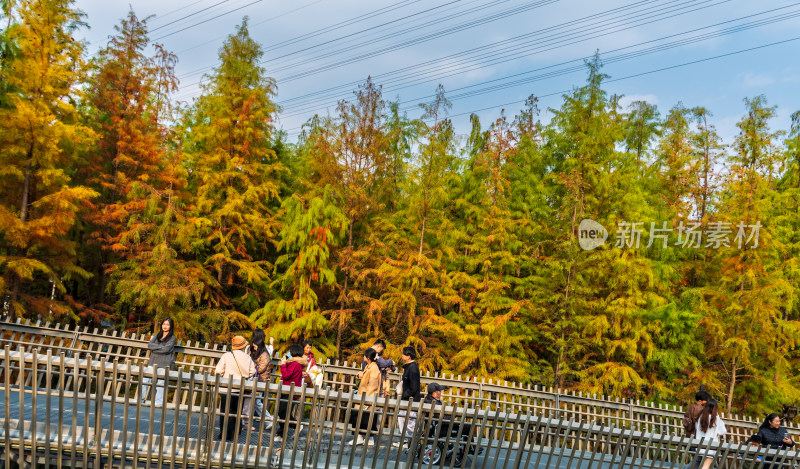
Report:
2,1,799,416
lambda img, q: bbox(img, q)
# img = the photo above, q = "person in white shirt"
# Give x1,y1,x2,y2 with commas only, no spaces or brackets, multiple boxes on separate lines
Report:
215,335,257,440
695,399,727,469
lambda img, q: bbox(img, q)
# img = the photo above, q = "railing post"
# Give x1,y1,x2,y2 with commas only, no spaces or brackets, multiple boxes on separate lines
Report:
628,399,635,431
554,393,561,420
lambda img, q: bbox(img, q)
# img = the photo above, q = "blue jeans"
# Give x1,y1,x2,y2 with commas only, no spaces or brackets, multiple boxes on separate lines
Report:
141,376,165,405
253,391,272,419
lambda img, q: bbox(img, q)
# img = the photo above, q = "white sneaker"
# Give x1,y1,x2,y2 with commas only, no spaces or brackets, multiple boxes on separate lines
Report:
354,435,365,446
366,438,375,447
273,435,282,443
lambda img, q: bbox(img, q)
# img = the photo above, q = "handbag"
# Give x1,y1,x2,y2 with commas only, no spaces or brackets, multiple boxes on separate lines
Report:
302,370,315,388
231,351,254,395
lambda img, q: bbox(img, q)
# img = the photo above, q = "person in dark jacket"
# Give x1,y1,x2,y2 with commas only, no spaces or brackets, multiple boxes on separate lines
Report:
143,318,175,405
400,347,421,402
397,347,421,440
424,383,482,457
757,414,795,449
757,414,794,469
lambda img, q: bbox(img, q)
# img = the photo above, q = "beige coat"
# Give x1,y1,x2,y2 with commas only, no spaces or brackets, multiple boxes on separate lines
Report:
356,361,381,407
215,350,256,380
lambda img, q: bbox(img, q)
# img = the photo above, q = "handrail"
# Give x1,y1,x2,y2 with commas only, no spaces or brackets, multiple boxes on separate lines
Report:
0,318,787,443
2,346,799,469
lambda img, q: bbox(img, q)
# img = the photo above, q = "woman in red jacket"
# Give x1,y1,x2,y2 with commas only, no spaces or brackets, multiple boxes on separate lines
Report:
274,344,307,441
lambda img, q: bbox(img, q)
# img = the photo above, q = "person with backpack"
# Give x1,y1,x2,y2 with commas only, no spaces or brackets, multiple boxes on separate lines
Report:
682,390,711,437
143,318,176,406
249,329,274,430
215,335,257,441
681,390,711,469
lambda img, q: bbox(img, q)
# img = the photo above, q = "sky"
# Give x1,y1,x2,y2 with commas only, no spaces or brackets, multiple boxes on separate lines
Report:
72,0,800,144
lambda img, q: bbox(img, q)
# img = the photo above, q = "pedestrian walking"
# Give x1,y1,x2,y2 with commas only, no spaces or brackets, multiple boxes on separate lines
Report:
396,346,420,440
352,347,381,446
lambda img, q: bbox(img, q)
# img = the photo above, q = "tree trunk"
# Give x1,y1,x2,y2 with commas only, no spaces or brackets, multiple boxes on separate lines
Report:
554,200,579,389
10,155,34,318
727,357,737,410
418,215,426,259
335,274,349,359
20,158,32,221
335,216,355,359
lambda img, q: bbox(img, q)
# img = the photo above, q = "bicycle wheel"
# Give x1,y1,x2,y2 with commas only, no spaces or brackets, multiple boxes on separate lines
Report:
421,443,442,465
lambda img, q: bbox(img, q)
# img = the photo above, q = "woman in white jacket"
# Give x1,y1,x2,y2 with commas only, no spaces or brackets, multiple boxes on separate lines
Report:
695,399,727,469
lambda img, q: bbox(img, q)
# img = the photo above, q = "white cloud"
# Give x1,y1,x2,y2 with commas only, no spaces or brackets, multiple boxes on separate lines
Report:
738,72,775,88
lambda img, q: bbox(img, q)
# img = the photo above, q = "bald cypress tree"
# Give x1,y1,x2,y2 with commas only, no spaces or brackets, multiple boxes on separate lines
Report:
697,96,798,413
0,0,98,321
181,18,284,339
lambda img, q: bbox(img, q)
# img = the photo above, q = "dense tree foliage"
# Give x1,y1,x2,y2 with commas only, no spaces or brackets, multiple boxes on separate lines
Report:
2,2,800,416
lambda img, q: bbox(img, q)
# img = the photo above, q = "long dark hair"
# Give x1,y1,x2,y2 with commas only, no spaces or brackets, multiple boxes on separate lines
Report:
250,329,267,361
156,318,174,342
761,413,781,430
699,399,719,433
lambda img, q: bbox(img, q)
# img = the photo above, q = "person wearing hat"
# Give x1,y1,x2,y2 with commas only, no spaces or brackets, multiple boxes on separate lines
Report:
215,335,257,440
424,383,482,457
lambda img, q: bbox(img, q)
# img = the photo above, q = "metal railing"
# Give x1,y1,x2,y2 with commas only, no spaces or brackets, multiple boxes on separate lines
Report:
0,318,792,447
2,348,799,469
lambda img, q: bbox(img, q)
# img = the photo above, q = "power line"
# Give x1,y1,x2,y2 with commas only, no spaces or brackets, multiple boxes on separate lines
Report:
176,0,557,97
394,7,800,112
153,0,264,41
276,0,666,107
449,35,800,121
282,1,800,119
280,34,800,138
263,0,507,73
271,0,558,82
150,0,215,24
150,0,233,32
277,0,734,118
174,0,325,55
176,0,427,81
